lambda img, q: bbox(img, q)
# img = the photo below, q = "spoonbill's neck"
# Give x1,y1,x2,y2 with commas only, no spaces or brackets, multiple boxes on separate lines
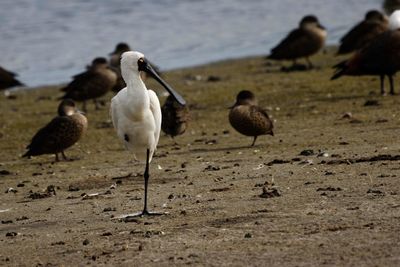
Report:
122,68,146,90
122,68,150,110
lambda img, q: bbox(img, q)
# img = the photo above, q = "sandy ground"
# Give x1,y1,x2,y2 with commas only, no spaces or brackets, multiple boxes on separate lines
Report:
1,50,400,266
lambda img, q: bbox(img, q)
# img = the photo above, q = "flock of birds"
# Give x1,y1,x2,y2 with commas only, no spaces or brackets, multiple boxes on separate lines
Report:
2,9,400,216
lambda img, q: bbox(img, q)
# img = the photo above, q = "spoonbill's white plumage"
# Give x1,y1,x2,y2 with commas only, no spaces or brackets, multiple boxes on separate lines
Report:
389,10,400,30
110,51,185,217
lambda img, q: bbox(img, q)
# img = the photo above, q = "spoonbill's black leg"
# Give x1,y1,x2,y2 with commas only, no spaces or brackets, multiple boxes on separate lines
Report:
140,149,163,216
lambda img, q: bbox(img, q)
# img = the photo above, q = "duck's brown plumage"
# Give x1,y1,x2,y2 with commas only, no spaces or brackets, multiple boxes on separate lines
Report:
229,90,273,146
109,43,131,92
23,99,88,161
109,43,131,69
337,10,388,55
268,15,326,68
161,94,189,139
0,66,24,90
383,0,400,15
332,29,400,95
60,58,117,110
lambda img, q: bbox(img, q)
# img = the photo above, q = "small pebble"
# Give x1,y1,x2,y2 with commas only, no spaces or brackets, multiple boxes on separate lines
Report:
244,233,252,238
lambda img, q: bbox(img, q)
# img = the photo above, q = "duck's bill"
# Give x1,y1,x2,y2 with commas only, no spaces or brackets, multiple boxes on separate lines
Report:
318,23,326,30
140,59,186,106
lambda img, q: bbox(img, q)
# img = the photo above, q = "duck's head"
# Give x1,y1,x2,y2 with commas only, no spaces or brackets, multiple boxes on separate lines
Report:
121,51,186,106
365,10,386,22
300,15,325,30
91,57,109,69
58,99,78,116
110,42,131,55
92,57,108,65
231,90,257,107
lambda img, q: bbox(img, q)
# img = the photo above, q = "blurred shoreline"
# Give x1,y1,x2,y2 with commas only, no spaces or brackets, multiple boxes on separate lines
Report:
0,0,381,87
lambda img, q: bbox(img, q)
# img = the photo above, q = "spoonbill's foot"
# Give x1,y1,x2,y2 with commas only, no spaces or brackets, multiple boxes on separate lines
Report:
141,210,164,216
115,211,166,221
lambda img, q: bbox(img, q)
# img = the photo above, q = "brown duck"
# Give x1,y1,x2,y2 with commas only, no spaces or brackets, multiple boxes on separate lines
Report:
337,10,388,55
23,99,88,161
0,66,24,90
161,94,189,140
229,90,274,146
109,43,131,92
60,57,117,111
267,15,326,69
331,27,400,95
109,42,131,69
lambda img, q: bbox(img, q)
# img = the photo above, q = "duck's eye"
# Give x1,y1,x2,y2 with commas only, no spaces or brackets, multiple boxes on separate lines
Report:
138,58,144,63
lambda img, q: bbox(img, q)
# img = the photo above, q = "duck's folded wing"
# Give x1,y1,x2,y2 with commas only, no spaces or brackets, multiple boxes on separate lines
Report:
26,117,73,151
270,29,307,57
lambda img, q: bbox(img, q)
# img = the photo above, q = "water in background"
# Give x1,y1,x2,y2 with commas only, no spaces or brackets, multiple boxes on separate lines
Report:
0,0,383,87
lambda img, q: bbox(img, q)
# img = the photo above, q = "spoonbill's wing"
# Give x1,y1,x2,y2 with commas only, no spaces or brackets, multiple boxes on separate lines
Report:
110,89,127,132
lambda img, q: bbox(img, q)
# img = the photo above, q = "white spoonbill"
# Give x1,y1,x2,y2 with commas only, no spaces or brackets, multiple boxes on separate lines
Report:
110,51,185,217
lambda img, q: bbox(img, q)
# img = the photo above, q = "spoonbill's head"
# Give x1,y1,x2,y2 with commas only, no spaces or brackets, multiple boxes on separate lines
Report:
121,51,145,73
121,51,186,106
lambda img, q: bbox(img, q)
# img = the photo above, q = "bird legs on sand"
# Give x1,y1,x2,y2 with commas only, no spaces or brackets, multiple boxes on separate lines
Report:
305,57,314,69
54,151,69,162
142,149,151,215
121,149,164,219
93,99,101,110
380,75,395,96
169,136,179,146
82,101,87,113
286,59,309,71
251,136,258,147
141,149,163,216
61,151,69,161
389,75,395,95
